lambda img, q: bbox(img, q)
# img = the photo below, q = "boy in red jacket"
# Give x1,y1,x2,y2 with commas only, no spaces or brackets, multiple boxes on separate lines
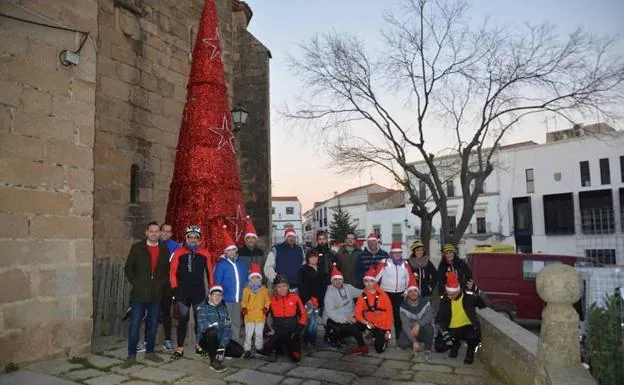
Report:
354,266,393,353
258,275,307,362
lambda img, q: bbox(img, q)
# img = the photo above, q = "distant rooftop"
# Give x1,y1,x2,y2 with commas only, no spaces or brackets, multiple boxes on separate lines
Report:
545,122,616,143
272,196,300,202
313,183,394,206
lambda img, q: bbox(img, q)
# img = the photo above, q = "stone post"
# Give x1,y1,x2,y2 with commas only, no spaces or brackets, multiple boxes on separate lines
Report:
536,263,582,367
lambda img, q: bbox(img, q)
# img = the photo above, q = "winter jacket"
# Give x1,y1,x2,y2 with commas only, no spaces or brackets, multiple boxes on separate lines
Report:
164,239,181,256
241,285,271,323
238,245,265,269
400,298,434,343
323,283,362,324
269,293,307,330
376,258,413,294
169,246,213,298
335,245,361,288
298,265,328,308
315,244,337,278
124,240,171,303
196,299,232,347
436,291,487,341
264,242,305,285
407,255,438,298
214,256,249,303
437,257,474,294
355,285,393,330
357,247,389,282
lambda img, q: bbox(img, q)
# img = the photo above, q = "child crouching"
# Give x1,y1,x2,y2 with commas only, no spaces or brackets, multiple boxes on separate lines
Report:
241,263,271,358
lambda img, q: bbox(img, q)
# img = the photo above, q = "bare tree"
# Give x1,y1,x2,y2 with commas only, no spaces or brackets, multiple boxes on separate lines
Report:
284,0,624,253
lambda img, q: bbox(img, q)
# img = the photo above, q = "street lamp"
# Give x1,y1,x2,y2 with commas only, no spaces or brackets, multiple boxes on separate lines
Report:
231,103,249,134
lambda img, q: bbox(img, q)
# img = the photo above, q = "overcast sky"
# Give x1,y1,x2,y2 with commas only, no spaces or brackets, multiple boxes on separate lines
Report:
245,0,624,211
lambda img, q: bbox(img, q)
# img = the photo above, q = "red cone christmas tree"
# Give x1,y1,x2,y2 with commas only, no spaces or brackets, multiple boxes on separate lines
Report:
165,0,247,255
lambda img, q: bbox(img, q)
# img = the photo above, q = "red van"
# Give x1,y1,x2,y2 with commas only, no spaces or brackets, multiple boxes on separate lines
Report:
467,252,580,320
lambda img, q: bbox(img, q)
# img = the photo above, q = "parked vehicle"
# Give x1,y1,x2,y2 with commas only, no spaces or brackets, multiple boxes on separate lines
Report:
467,252,580,320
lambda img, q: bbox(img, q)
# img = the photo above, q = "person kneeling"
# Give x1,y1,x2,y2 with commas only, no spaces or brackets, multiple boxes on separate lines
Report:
398,275,434,362
355,266,393,353
259,275,307,362
196,286,243,373
436,272,486,364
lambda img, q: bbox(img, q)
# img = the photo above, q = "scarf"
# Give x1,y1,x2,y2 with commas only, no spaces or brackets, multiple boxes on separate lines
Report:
248,281,262,293
412,254,429,269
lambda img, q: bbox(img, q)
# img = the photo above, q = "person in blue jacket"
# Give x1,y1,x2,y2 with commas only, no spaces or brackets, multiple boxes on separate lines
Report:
356,233,389,282
214,226,248,344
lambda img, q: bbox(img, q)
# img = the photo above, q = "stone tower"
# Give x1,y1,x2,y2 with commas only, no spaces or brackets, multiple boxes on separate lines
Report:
0,0,271,366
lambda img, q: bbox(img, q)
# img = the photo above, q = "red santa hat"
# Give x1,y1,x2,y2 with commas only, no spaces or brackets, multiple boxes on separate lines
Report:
445,272,461,293
390,241,403,253
330,266,343,281
406,274,420,294
222,225,237,252
363,265,378,282
366,233,379,242
284,227,297,239
209,285,223,294
244,216,258,239
248,263,262,279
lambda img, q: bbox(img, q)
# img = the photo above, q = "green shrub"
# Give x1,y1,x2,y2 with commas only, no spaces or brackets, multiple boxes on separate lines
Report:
587,293,624,385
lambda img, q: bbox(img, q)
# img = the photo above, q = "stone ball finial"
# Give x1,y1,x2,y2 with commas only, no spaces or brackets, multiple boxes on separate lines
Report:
536,263,582,304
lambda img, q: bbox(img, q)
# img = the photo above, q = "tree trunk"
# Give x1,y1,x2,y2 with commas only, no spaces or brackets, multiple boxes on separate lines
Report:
420,216,433,257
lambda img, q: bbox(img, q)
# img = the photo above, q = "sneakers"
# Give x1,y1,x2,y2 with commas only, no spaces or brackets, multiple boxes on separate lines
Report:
348,345,369,355
210,360,227,373
464,348,475,364
449,344,459,358
196,349,209,359
424,350,431,364
243,351,252,359
136,341,146,353
145,352,164,363
163,340,174,351
120,356,136,369
324,335,342,350
171,349,184,360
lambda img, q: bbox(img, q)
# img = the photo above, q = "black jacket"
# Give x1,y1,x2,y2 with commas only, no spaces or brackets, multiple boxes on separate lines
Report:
436,291,487,339
124,240,170,302
437,257,474,294
407,255,438,298
315,244,337,279
298,264,329,308
238,245,265,267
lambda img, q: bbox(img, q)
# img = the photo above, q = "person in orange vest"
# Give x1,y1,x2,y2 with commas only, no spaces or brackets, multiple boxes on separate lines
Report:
354,265,393,353
241,263,271,358
258,275,307,362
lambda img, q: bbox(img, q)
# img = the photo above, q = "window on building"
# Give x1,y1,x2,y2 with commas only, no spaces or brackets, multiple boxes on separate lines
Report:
599,158,610,185
525,168,535,193
272,206,275,215
391,223,402,242
512,197,533,234
584,249,616,266
620,156,624,183
620,188,624,232
323,207,328,227
447,180,455,197
579,161,591,187
579,189,614,234
476,217,487,233
372,225,381,240
448,216,457,234
522,260,561,281
419,180,426,200
543,193,575,234
130,164,139,204
286,206,294,215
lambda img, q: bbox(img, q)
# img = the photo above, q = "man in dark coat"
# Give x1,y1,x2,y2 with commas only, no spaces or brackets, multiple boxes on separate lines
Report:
313,230,337,279
238,217,265,283
123,221,170,367
436,272,486,364
334,232,361,288
356,233,388,287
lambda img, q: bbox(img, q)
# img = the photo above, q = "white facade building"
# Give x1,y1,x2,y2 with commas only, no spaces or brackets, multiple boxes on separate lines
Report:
302,209,314,247
271,197,303,244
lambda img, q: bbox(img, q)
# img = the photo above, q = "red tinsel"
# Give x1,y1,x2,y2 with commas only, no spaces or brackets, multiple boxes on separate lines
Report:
165,0,247,256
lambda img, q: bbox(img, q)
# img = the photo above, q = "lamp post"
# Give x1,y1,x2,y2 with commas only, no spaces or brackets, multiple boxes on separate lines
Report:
403,218,411,256
231,103,249,135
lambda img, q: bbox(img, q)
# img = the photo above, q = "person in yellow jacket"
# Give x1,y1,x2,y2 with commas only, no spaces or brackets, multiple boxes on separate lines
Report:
241,263,271,358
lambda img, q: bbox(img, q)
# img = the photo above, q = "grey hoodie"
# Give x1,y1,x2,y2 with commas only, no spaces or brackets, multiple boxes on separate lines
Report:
323,283,362,324
399,298,434,342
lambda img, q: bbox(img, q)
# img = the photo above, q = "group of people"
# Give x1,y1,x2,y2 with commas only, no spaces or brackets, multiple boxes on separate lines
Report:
123,220,486,374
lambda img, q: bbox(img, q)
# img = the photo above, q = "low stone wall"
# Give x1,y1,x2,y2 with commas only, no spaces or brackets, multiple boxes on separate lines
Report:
478,308,597,385
478,308,539,385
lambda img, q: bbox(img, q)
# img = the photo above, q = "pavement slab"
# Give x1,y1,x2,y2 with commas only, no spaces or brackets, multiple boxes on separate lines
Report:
0,371,80,385
224,369,283,385
65,369,106,381
286,366,357,384
130,366,186,382
83,374,128,385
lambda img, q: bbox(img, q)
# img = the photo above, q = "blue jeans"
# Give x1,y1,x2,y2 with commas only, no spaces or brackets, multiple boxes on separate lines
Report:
305,311,318,345
128,301,160,357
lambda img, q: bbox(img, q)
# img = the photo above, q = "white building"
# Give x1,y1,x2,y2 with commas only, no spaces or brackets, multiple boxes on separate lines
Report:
271,197,303,244
302,209,314,247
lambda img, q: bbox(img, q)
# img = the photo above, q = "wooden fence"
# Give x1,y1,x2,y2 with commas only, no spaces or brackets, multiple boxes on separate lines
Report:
93,258,131,338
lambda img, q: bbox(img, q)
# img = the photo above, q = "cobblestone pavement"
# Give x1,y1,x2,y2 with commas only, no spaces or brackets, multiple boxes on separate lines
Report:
0,337,505,385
